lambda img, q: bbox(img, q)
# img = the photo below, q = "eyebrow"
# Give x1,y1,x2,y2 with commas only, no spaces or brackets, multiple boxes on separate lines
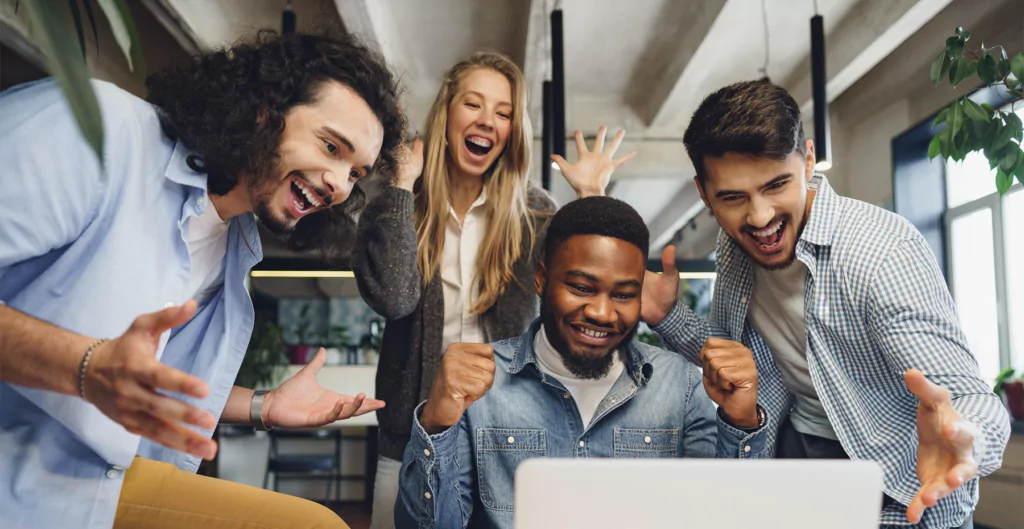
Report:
714,173,793,198
566,270,642,288
322,126,373,174
463,90,512,108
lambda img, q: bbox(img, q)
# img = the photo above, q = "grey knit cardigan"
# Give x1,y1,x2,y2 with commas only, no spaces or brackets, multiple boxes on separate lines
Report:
351,185,557,460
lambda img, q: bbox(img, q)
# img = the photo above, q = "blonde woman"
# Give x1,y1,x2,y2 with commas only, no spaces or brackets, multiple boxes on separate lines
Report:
352,52,633,528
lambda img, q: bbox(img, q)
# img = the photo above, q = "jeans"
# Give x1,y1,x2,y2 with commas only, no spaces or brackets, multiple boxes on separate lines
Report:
370,456,402,529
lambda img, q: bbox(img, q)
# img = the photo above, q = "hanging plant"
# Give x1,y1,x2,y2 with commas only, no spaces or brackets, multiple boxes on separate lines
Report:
928,26,1024,194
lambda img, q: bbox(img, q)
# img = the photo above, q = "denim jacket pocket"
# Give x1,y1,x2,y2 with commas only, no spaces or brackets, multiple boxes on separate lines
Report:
613,428,678,458
476,427,546,511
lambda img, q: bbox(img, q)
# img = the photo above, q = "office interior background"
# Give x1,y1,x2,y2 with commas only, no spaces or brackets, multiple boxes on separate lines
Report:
0,0,1021,527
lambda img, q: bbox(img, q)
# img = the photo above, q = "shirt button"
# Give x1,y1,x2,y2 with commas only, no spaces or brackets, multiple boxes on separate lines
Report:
609,397,616,403
744,446,751,453
197,196,206,208
423,449,430,457
424,492,432,500
507,436,515,444
563,393,570,399
644,436,652,444
578,441,585,448
740,296,748,304
106,469,120,479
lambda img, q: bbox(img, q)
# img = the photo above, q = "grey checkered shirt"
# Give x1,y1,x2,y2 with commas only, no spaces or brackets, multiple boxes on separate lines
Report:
652,175,1010,528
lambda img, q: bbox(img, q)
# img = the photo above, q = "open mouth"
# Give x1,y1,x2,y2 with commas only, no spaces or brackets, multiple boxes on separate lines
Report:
569,323,617,346
745,218,787,255
288,174,324,218
464,135,494,160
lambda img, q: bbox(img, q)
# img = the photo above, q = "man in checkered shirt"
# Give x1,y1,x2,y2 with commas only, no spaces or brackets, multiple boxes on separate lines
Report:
642,79,1010,529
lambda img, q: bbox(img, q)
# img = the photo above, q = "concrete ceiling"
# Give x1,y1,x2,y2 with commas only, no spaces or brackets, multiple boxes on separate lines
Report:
146,0,959,259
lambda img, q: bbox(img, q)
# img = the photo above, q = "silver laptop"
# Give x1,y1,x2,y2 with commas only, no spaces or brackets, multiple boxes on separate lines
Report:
514,459,884,529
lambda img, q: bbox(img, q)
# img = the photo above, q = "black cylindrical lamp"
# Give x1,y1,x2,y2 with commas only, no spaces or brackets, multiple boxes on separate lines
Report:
542,80,553,190
811,14,831,171
551,9,566,161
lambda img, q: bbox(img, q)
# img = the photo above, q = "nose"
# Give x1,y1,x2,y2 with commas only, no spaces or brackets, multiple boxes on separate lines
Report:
582,294,617,326
474,111,494,131
320,169,354,206
746,196,776,229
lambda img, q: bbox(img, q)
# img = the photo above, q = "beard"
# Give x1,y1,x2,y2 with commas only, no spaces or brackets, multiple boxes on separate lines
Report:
539,296,637,380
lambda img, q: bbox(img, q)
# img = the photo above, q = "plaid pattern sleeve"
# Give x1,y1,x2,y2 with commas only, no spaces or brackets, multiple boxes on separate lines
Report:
652,176,1010,529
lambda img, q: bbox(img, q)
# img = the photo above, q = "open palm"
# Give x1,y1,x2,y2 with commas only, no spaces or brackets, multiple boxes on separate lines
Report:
265,348,385,429
552,126,635,198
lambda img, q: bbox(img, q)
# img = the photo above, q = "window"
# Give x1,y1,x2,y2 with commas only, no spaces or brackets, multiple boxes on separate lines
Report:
945,114,1023,384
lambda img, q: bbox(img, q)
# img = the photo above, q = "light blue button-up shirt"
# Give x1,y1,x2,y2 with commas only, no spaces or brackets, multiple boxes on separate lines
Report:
0,79,263,528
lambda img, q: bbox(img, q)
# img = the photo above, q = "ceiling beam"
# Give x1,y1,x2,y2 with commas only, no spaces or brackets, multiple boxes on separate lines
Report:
139,0,202,55
646,180,705,254
624,0,726,126
783,0,953,117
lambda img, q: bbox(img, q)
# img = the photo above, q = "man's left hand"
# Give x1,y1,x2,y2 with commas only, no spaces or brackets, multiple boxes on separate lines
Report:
700,338,759,428
905,369,980,524
264,348,385,429
551,126,635,198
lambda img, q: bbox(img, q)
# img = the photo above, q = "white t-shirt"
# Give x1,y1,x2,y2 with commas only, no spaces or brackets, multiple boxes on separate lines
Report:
183,197,229,306
533,324,624,427
440,188,489,355
747,261,837,440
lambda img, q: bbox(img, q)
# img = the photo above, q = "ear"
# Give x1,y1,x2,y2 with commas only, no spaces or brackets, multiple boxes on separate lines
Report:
534,261,547,297
804,139,816,182
694,175,712,211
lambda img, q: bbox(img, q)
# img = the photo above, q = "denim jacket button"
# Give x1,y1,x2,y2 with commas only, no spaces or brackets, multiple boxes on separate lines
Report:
578,440,585,448
507,436,515,444
644,436,652,444
563,392,570,399
423,449,430,457
424,492,432,500
744,445,751,453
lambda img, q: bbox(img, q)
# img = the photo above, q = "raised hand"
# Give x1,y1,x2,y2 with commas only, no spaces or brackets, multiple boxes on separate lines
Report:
420,343,496,434
642,245,680,326
394,138,425,192
552,126,636,198
264,348,385,429
699,338,760,428
905,369,980,524
84,299,220,460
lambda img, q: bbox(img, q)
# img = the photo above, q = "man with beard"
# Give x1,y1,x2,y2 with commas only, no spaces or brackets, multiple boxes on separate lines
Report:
0,32,404,529
394,197,770,529
641,79,1009,529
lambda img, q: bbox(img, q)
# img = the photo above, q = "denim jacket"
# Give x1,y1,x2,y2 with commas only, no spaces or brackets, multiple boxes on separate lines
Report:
395,320,770,529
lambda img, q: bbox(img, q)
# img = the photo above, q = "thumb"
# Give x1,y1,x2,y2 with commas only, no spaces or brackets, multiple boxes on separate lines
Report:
661,245,677,274
905,369,948,407
132,299,198,338
300,347,328,375
551,154,570,173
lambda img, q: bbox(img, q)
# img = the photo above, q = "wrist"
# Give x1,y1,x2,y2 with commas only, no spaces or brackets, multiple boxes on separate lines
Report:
723,406,761,429
262,389,275,428
419,405,445,435
575,186,605,199
250,389,274,430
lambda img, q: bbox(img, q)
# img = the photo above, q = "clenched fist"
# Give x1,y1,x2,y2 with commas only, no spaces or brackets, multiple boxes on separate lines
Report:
420,343,496,434
699,338,760,429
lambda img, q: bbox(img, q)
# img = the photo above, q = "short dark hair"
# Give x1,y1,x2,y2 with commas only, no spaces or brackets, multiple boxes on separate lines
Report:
682,79,806,184
146,30,406,264
543,197,649,265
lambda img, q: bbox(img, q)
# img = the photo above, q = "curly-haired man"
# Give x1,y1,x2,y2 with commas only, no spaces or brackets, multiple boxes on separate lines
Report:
0,32,406,529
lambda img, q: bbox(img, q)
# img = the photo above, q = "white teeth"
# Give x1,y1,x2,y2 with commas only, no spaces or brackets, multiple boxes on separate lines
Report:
294,179,323,209
467,136,492,148
581,328,608,339
752,221,782,238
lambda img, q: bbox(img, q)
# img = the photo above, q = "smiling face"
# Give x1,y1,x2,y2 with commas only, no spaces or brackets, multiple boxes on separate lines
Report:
696,140,816,270
445,67,513,180
250,81,384,235
535,235,645,379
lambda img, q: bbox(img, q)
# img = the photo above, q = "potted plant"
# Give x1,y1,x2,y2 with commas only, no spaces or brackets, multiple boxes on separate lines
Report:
223,321,289,438
994,368,1024,421
288,304,321,364
326,324,354,365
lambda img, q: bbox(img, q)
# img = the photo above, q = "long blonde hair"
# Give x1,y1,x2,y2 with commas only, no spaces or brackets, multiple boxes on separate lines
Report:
415,52,535,314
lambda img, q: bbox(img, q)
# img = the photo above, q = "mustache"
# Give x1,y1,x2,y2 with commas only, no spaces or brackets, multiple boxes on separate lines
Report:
290,171,333,207
740,213,791,234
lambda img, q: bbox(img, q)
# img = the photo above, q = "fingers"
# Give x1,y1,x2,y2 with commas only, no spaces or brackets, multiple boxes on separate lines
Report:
606,128,625,159
593,125,607,154
447,343,495,361
906,490,928,524
946,460,979,489
131,300,198,338
612,150,636,168
300,347,328,374
573,129,587,155
353,398,386,416
333,393,366,420
123,410,218,460
905,369,950,408
142,361,210,399
661,245,677,274
550,154,570,173
137,387,217,430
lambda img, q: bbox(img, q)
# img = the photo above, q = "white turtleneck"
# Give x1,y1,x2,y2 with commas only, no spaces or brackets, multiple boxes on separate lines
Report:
532,325,624,427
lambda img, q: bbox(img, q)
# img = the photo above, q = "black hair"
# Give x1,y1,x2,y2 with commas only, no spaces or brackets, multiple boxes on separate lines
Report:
543,196,649,265
682,79,806,185
146,30,406,264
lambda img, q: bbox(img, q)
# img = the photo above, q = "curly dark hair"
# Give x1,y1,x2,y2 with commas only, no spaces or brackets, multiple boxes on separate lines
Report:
146,30,406,264
543,196,650,265
683,79,806,186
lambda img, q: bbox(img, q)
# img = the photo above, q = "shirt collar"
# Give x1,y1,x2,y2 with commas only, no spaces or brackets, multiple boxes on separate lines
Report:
164,140,210,192
509,319,654,386
447,187,489,219
798,173,839,247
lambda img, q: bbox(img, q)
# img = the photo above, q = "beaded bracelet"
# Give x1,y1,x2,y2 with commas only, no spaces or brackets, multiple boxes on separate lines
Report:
78,339,108,401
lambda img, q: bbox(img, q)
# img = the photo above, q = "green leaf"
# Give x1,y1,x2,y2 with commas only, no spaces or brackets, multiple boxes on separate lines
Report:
97,0,143,75
931,50,950,86
964,98,988,123
933,107,949,128
948,100,965,138
964,60,977,81
82,0,99,52
20,0,104,166
952,58,972,87
993,119,1015,150
1015,162,1024,187
946,36,965,59
1012,52,1024,85
978,55,997,84
998,58,1012,79
1007,112,1023,142
1001,146,1020,172
68,0,86,59
928,133,942,160
939,127,951,159
997,167,1013,194
955,27,970,41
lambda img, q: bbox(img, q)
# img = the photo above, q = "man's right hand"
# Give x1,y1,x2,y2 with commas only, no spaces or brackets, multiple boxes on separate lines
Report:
700,338,760,429
420,343,496,434
394,138,424,192
85,300,219,459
